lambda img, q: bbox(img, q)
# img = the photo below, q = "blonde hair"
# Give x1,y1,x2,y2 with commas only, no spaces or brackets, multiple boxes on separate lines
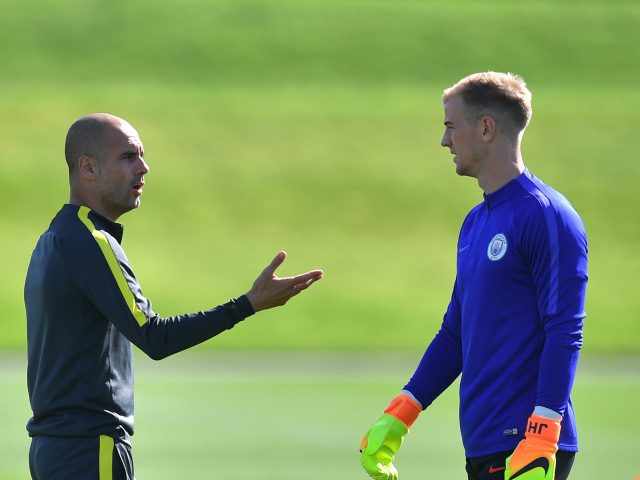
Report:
443,72,532,136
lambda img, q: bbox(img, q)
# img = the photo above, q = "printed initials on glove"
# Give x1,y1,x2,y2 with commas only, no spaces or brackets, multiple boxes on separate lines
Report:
504,414,561,480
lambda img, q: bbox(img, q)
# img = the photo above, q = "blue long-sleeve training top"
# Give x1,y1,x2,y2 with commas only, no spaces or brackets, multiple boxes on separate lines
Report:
25,204,254,441
404,169,588,457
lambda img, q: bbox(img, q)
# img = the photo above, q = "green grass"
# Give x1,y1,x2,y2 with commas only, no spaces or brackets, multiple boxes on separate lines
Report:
2,352,639,479
1,0,637,87
1,1,637,477
1,84,638,353
1,0,639,353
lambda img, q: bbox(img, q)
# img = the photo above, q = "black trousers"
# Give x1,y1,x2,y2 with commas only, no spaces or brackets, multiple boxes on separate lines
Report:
466,450,575,480
29,435,134,480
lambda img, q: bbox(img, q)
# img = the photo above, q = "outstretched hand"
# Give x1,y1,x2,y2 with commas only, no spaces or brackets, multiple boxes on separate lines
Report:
245,251,323,312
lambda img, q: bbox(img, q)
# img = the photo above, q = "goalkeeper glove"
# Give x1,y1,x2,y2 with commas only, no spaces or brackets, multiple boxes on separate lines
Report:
360,392,422,480
505,412,561,480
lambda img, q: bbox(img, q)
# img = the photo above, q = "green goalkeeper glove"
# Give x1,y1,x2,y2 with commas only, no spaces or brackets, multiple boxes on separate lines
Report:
505,412,561,480
360,393,422,480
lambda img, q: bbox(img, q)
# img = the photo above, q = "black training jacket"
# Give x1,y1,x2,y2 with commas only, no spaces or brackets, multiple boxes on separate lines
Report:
25,204,254,440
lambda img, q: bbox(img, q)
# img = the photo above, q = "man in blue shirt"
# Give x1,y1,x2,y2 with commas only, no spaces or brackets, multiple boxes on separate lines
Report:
360,72,588,480
25,113,323,479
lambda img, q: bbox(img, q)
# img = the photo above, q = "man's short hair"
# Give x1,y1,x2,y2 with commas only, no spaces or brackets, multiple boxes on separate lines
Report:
64,114,114,175
443,72,532,137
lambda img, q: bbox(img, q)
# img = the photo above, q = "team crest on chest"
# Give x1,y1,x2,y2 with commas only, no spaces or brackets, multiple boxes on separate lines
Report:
487,233,508,261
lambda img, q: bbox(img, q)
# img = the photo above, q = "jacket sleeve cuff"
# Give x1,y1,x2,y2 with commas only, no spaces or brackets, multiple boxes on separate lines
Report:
228,295,255,324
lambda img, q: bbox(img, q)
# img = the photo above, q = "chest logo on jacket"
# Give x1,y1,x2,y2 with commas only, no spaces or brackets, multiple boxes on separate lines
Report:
487,233,508,261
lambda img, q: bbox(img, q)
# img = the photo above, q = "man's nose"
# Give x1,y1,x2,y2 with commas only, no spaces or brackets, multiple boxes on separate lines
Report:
139,158,150,175
441,133,450,148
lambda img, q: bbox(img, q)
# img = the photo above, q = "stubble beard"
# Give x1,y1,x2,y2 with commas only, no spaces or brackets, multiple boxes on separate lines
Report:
97,181,139,220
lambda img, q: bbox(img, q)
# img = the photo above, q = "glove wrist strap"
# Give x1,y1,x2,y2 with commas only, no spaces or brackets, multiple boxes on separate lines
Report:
525,413,561,449
384,393,422,428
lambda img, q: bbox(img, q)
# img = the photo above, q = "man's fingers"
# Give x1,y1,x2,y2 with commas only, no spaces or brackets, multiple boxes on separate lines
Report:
263,251,287,276
291,270,324,285
292,277,320,293
287,271,323,297
280,275,322,304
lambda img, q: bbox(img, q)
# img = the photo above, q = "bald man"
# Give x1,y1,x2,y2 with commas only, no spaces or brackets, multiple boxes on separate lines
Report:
25,113,323,479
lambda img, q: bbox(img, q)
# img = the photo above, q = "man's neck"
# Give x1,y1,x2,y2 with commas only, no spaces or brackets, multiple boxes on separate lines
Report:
69,192,120,223
477,150,525,194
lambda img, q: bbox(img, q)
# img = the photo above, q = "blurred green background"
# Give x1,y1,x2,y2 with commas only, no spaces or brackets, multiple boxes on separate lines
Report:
1,0,638,478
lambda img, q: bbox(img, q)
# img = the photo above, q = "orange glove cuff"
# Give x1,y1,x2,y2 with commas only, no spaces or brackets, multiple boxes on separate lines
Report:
383,394,422,428
525,414,561,446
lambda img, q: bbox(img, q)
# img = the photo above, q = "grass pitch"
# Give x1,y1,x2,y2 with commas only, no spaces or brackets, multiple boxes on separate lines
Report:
1,0,639,354
2,352,638,479
1,1,638,477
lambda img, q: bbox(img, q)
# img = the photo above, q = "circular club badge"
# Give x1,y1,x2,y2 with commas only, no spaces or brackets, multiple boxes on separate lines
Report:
487,233,508,261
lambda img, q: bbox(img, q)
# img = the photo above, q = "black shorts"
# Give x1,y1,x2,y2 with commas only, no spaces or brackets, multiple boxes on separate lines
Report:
29,435,134,480
466,450,575,480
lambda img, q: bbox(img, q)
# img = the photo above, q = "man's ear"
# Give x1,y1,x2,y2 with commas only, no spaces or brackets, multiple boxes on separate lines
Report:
78,155,98,180
479,115,497,143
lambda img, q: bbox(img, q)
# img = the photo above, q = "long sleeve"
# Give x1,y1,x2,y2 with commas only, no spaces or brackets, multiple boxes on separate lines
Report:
403,279,463,409
26,204,255,439
521,194,588,415
71,206,254,360
395,170,588,457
